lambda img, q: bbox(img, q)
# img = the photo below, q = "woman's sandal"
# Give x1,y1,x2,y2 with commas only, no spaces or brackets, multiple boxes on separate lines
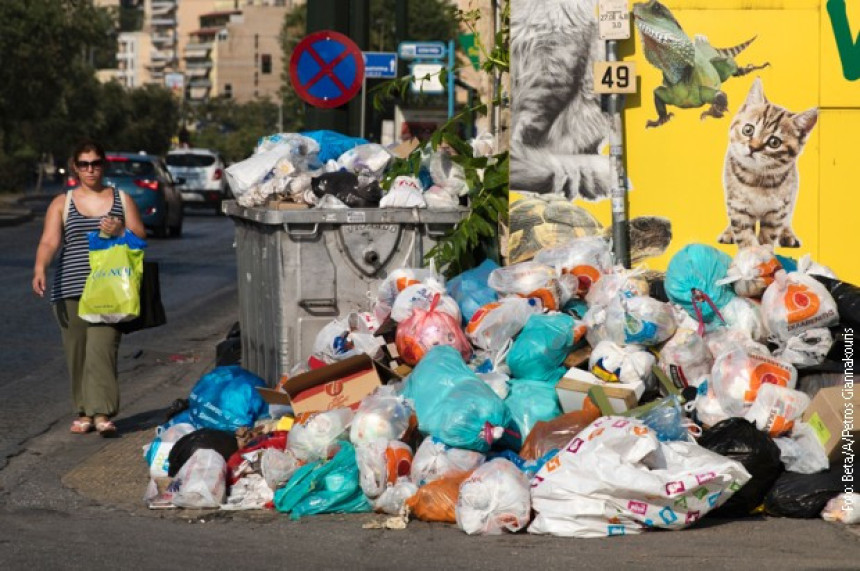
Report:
94,417,118,438
70,417,93,434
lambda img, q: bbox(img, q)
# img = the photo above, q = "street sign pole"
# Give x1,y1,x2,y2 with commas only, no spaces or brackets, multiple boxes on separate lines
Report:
360,75,367,138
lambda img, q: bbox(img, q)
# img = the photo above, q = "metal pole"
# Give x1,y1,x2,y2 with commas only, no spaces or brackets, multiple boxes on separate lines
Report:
447,39,455,119
607,39,631,268
360,76,367,138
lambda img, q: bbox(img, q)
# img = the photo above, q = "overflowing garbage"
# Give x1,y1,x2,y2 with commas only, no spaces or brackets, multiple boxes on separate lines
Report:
224,130,479,210
145,164,858,535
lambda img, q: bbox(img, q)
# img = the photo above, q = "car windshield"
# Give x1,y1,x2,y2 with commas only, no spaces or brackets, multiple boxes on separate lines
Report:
106,159,157,178
166,154,216,167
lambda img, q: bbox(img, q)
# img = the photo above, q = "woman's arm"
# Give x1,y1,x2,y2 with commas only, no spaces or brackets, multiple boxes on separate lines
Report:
32,195,65,297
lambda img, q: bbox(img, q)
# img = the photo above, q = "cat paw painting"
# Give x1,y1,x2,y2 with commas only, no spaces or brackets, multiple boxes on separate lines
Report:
718,78,818,249
633,0,769,127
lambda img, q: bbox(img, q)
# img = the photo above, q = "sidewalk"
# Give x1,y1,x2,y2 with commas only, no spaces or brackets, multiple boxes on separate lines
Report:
0,193,33,227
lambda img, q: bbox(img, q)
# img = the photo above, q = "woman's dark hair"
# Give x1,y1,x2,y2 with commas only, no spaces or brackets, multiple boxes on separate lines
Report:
71,139,106,162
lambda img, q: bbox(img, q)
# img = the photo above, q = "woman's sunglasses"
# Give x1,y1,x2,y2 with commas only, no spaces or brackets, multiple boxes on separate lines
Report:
75,159,105,170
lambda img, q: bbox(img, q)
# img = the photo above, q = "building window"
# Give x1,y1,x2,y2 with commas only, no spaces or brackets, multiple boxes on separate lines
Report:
224,84,232,99
261,54,272,74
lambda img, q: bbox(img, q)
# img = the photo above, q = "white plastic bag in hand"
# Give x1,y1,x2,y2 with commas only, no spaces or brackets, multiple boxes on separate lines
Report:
391,282,459,323
761,270,839,342
350,391,412,446
773,328,833,368
711,348,798,416
774,422,829,474
410,437,485,487
528,417,751,538
171,449,227,509
659,329,713,390
288,408,354,462
465,297,543,353
456,458,531,535
744,383,810,437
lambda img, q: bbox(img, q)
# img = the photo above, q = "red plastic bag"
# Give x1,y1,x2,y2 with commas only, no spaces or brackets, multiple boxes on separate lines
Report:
396,294,472,366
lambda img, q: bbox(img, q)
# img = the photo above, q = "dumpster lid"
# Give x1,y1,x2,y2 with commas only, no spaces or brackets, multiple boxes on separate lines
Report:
224,200,469,225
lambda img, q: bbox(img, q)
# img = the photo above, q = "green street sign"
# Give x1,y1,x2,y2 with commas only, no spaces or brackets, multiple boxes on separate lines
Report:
458,33,480,71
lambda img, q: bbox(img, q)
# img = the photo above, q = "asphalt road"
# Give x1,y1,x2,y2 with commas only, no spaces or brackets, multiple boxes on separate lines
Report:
0,209,238,469
0,205,858,569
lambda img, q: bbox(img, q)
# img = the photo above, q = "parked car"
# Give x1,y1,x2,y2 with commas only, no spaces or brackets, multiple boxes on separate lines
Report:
64,152,184,238
165,148,230,214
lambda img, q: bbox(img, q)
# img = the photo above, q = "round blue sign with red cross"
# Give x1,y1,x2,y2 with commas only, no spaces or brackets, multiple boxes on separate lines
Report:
290,30,365,109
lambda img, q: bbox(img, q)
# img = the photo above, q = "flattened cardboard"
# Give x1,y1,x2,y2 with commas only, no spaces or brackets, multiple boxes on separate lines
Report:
257,354,401,415
556,367,644,414
802,386,859,460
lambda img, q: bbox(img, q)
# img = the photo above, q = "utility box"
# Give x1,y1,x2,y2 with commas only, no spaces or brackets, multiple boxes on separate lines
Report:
225,201,468,385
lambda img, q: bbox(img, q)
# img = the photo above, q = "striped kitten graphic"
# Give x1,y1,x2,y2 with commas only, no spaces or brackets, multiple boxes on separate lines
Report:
718,78,818,248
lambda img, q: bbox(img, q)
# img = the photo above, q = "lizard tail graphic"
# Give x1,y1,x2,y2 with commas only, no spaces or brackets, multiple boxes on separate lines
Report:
717,36,757,59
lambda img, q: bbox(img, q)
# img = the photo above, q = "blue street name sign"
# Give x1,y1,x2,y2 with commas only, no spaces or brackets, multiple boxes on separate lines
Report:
398,41,447,60
363,52,398,79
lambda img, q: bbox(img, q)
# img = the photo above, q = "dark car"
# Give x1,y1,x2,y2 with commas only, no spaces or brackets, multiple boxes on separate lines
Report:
64,153,184,237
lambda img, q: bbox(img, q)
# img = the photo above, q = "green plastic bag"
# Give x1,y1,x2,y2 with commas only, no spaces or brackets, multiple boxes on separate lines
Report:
78,230,145,323
273,441,371,520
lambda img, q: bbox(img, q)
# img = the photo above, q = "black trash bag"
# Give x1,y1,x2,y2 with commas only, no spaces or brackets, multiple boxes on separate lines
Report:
764,465,844,518
167,428,238,477
162,398,189,424
311,171,382,208
813,275,860,329
698,418,783,517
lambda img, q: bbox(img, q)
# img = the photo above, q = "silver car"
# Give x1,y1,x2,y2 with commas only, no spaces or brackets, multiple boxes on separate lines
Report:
165,148,230,214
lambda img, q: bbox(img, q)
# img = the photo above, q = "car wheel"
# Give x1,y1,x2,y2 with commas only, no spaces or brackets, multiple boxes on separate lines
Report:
153,218,168,238
169,210,184,237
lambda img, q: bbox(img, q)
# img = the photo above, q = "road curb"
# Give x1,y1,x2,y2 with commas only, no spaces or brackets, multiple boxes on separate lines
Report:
0,207,34,227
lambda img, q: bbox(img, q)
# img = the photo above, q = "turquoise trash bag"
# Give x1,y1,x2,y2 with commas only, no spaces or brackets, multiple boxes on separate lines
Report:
188,366,268,432
507,313,577,383
273,441,372,519
404,346,515,452
665,244,735,324
301,130,369,163
504,379,563,441
447,259,500,324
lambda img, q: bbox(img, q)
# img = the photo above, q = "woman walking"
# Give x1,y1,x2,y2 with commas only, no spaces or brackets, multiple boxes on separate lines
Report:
32,140,145,436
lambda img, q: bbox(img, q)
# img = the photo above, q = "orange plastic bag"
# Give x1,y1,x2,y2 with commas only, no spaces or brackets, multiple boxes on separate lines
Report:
519,400,600,461
405,470,474,523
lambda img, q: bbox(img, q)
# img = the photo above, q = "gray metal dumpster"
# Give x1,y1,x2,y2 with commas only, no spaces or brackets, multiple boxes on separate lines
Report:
225,201,469,386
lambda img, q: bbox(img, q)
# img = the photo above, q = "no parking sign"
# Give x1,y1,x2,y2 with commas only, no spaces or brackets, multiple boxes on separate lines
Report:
290,30,365,109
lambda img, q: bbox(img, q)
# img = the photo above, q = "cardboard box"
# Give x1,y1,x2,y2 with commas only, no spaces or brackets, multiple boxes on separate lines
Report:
556,367,645,414
257,355,401,416
802,386,859,461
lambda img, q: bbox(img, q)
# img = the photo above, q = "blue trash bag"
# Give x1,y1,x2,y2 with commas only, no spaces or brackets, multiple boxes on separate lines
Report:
419,380,514,453
156,409,196,436
404,346,513,452
775,255,798,273
640,397,689,442
504,379,563,441
300,130,369,163
447,259,500,324
188,366,268,432
507,313,577,384
402,345,480,407
665,244,735,324
273,441,372,519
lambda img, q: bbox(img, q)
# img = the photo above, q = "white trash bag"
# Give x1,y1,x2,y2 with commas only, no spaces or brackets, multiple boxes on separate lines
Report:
744,383,810,438
350,391,413,446
144,423,196,479
774,422,829,474
534,237,613,297
171,449,228,509
773,328,833,368
710,348,798,417
658,328,713,390
605,295,677,347
761,270,839,342
721,296,768,342
260,448,301,491
374,477,419,515
487,262,569,311
288,408,354,462
380,175,427,208
718,245,782,298
410,437,485,487
374,267,444,323
528,417,751,538
465,297,543,353
391,282,459,323
456,458,531,535
589,340,656,387
821,493,860,524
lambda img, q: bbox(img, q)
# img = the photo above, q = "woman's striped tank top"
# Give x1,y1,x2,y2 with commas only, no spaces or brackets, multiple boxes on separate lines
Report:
51,188,125,303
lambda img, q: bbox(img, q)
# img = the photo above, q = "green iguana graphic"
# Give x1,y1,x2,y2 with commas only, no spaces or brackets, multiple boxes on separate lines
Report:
632,0,770,128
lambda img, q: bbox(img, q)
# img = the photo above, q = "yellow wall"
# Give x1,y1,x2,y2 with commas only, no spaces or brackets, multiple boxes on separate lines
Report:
575,0,859,283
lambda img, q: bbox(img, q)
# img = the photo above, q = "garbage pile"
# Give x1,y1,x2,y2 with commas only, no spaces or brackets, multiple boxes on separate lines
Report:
143,240,859,535
224,130,491,210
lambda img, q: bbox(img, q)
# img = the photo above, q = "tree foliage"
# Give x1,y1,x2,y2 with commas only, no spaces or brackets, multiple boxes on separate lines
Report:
188,99,280,163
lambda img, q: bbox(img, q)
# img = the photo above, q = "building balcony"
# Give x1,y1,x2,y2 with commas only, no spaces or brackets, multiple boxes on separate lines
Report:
151,0,177,9
185,59,213,70
116,51,134,61
151,50,176,62
188,78,212,89
150,17,177,27
151,33,175,45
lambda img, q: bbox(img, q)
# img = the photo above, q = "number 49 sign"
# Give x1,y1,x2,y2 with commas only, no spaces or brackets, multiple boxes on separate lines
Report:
593,61,637,94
